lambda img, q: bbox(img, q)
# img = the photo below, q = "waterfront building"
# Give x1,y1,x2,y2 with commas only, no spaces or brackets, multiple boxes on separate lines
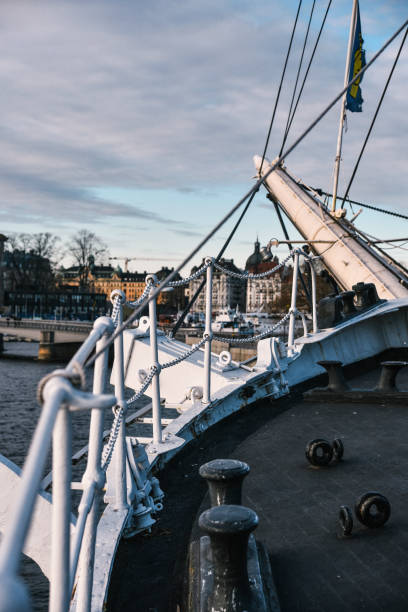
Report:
245,239,284,312
60,262,185,312
187,258,246,313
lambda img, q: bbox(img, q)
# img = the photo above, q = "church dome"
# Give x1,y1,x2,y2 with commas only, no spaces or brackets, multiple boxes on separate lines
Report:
245,239,262,270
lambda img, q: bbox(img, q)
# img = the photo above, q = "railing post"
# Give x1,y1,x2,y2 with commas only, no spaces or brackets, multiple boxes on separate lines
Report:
309,257,319,334
288,250,299,354
75,320,112,612
203,258,213,404
110,291,128,510
49,406,72,612
146,275,162,445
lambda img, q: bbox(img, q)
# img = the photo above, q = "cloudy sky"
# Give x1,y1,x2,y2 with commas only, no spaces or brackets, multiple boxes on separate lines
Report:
0,0,407,272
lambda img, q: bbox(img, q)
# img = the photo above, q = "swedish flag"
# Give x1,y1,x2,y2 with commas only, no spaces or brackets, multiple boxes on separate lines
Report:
346,2,366,112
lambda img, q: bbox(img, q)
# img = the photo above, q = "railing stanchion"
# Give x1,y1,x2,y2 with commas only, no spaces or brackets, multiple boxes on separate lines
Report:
203,259,213,404
49,406,72,612
309,258,319,334
288,250,300,354
111,291,128,509
75,331,110,612
147,276,162,445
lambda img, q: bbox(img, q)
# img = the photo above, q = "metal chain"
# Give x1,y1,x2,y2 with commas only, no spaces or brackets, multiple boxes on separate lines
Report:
161,336,207,369
125,282,152,309
167,260,212,287
110,295,122,328
101,405,124,472
213,249,296,280
125,365,158,407
213,311,292,344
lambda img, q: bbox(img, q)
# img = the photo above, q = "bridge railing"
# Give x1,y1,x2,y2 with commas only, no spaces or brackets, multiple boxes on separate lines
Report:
0,248,319,611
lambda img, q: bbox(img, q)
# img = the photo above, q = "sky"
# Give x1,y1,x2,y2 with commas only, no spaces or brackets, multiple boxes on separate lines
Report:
0,0,407,274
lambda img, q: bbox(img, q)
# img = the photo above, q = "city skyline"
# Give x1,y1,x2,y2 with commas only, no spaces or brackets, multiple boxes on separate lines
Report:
0,0,407,273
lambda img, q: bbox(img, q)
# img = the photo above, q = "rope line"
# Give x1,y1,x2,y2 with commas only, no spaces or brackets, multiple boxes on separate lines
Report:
259,0,302,175
312,188,408,221
340,26,408,209
280,0,333,154
280,0,315,156
84,16,408,370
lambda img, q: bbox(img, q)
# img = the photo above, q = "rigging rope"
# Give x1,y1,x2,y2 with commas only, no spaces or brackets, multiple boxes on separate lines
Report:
312,188,408,221
85,17,408,370
340,26,408,209
280,0,332,155
170,189,258,337
280,0,315,157
172,1,305,334
259,0,302,175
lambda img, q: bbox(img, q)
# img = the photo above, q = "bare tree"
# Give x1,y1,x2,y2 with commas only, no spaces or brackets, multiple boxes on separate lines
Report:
66,229,108,289
5,232,60,291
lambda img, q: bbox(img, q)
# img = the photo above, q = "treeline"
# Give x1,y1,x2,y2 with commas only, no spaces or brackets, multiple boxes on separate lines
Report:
4,229,108,292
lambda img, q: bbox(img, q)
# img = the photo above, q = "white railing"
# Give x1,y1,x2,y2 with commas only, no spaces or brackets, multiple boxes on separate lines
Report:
0,248,319,612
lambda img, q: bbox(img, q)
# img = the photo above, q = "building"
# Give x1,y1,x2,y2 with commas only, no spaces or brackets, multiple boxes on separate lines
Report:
245,239,285,312
187,258,246,313
60,261,185,312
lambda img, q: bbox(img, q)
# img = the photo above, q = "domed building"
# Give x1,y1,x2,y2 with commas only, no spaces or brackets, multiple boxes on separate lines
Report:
245,239,284,312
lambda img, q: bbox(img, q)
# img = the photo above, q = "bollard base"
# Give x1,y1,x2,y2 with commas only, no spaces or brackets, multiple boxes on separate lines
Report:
186,534,280,612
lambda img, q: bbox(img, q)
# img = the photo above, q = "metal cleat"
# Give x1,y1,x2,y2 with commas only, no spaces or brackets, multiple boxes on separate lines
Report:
199,458,250,506
317,360,349,392
375,361,408,392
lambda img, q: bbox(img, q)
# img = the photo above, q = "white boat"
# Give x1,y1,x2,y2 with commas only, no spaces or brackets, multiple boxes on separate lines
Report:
0,3,407,611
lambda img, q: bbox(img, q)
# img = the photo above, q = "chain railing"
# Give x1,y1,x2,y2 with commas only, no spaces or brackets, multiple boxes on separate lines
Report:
0,246,319,612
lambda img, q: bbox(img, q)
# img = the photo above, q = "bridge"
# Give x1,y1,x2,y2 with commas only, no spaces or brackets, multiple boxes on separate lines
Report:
0,318,93,342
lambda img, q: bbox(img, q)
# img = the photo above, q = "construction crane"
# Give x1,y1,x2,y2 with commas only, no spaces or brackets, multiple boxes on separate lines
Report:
109,256,178,272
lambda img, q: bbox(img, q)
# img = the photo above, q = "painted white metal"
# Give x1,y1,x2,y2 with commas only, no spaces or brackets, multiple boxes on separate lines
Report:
254,157,408,299
288,251,300,353
74,333,111,612
332,0,359,211
147,276,162,444
50,406,72,612
111,293,128,511
203,259,214,404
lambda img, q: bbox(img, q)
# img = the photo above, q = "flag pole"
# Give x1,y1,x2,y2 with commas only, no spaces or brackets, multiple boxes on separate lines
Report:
331,0,359,213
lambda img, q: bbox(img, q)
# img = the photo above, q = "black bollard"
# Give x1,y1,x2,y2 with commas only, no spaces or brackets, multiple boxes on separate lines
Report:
199,504,258,611
317,360,349,391
375,361,408,392
199,459,250,507
339,291,357,315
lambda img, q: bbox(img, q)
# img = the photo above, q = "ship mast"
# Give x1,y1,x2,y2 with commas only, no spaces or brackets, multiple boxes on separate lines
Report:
331,0,359,212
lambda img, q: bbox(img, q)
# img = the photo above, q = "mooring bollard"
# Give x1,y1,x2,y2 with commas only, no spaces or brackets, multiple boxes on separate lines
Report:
199,459,250,506
375,361,408,392
199,504,258,611
317,360,349,391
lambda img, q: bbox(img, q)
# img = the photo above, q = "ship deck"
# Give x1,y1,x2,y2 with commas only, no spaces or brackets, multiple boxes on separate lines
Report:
108,357,408,612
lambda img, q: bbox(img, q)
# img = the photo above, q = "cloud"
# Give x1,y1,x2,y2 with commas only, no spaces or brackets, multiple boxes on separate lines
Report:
0,0,406,269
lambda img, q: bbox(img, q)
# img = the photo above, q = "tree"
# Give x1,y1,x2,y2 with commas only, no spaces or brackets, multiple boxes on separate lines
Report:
66,229,109,289
4,232,60,291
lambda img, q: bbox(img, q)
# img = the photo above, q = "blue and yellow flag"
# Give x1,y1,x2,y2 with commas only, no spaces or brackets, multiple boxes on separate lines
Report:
346,2,366,112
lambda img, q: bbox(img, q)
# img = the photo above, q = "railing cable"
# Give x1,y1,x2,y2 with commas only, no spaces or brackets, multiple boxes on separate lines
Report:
84,16,408,370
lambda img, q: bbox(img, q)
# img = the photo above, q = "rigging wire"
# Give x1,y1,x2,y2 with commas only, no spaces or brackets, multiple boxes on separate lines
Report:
279,0,316,157
340,26,408,209
85,17,408,369
312,188,408,221
173,1,304,334
259,0,302,175
280,0,333,155
170,189,258,337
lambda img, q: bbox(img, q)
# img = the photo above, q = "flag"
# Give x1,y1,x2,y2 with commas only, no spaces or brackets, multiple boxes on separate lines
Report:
346,2,366,112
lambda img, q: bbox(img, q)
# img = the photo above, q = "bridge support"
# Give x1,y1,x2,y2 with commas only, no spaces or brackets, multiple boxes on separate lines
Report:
38,331,82,362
